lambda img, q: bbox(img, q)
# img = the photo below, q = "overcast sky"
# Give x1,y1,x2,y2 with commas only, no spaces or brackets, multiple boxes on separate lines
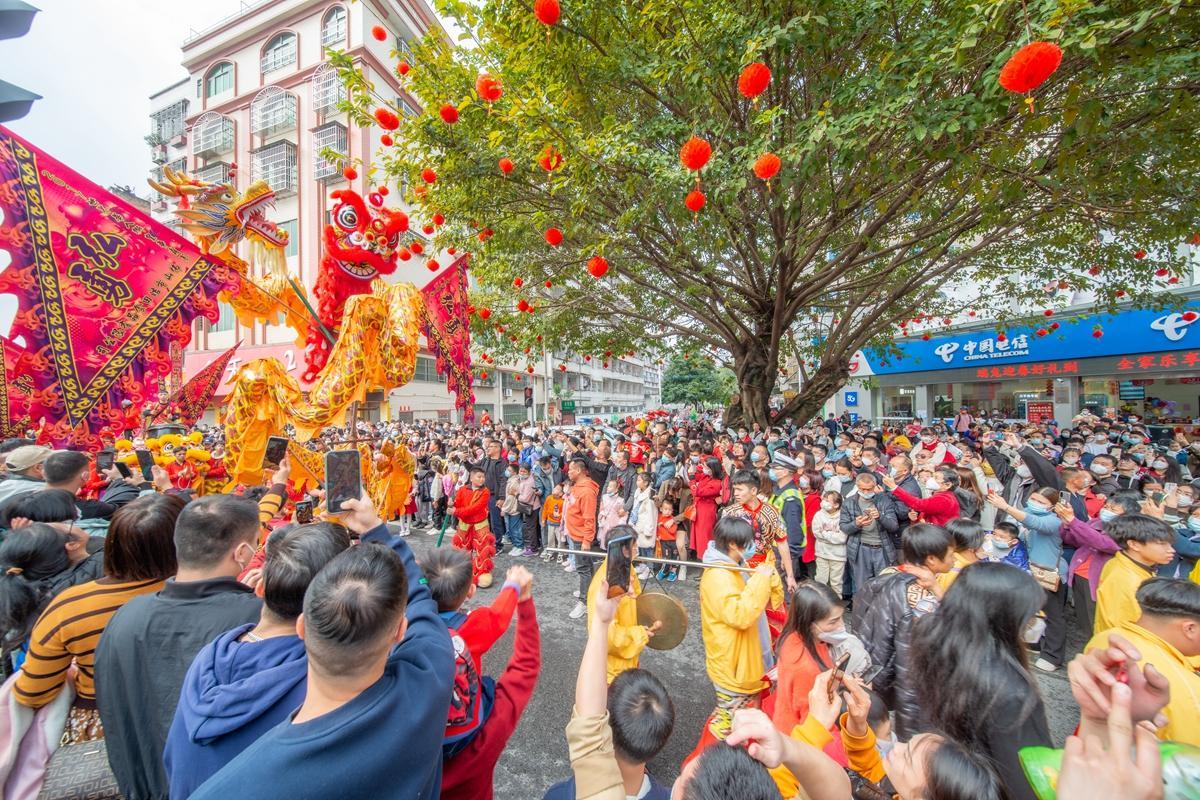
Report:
5,0,247,191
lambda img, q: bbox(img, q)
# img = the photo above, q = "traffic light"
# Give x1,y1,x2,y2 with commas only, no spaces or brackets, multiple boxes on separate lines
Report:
524,386,533,407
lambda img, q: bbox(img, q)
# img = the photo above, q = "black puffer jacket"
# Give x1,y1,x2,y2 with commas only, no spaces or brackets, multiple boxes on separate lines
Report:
851,568,932,739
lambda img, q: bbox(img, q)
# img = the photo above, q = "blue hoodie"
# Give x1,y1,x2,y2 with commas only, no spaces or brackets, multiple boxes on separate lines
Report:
163,624,308,800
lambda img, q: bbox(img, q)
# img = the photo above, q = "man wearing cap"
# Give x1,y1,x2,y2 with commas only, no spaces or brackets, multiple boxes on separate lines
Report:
0,445,52,504
768,452,808,582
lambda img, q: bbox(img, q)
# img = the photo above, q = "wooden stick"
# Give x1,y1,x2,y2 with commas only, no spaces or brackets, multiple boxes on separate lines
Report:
540,547,756,574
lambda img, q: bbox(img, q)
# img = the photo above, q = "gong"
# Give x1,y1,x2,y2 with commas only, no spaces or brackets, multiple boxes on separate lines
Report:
636,592,688,651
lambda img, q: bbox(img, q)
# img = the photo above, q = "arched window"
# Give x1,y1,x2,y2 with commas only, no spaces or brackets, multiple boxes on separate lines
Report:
311,63,345,115
321,6,347,48
192,111,234,157
261,32,297,75
204,62,233,97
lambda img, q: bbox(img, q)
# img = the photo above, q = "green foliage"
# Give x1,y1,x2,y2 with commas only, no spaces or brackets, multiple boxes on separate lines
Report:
336,0,1200,422
661,356,734,408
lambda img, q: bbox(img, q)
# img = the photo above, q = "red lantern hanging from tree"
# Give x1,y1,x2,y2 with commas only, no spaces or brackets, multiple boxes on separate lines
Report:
439,104,459,124
513,277,524,288
545,227,563,246
738,62,771,100
396,61,410,77
475,74,502,103
685,190,706,214
753,152,781,182
380,134,393,146
998,41,1063,111
539,146,563,172
533,0,560,26
588,256,609,278
421,168,437,184
517,299,531,312
371,25,387,41
342,166,358,180
499,157,514,175
374,108,400,130
679,136,712,180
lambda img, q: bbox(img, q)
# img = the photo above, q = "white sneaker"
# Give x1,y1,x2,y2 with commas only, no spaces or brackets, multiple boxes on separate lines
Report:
564,563,576,572
568,601,586,620
1034,658,1058,673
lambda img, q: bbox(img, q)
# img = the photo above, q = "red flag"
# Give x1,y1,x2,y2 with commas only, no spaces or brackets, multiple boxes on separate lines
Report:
420,256,476,422
164,342,241,426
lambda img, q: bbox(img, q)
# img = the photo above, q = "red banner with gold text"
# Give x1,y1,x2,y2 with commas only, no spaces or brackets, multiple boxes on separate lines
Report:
420,255,475,422
0,126,233,445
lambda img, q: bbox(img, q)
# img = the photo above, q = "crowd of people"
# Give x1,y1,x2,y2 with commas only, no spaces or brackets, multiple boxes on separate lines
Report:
0,405,1194,800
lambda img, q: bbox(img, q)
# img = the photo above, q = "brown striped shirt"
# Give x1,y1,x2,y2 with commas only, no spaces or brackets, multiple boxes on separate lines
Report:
14,577,164,708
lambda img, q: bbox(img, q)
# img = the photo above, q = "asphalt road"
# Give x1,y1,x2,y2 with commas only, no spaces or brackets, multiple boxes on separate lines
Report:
404,530,1085,800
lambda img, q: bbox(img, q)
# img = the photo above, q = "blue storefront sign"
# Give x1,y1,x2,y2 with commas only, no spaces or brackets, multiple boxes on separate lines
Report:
843,391,859,407
862,304,1200,376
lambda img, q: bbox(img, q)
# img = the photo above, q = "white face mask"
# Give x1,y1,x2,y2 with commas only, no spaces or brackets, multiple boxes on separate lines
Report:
1152,460,1169,470
1091,464,1111,476
821,501,836,512
924,477,941,492
816,627,850,645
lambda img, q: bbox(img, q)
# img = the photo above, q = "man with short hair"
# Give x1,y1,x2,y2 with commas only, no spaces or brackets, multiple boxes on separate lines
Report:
1085,578,1200,746
1094,514,1176,633
607,449,638,512
98,494,264,800
188,495,455,800
841,473,901,590
882,465,961,526
852,523,955,739
768,452,807,582
567,457,599,620
44,450,139,519
723,469,796,592
0,444,51,504
473,439,509,542
165,523,353,799
0,437,34,478
1089,453,1120,498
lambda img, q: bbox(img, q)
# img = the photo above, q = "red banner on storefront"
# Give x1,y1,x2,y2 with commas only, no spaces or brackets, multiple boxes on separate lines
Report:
0,126,233,440
420,255,475,422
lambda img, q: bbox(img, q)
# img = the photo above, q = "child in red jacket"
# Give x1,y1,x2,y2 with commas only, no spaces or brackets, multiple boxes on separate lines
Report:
419,550,530,756
452,465,495,588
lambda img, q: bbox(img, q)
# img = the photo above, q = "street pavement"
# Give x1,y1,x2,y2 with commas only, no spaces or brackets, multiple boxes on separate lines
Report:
403,530,1084,800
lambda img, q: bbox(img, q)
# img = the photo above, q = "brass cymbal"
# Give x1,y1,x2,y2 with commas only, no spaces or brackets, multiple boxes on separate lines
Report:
636,592,688,651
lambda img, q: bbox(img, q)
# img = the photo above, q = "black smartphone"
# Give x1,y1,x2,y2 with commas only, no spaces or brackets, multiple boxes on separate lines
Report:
94,449,115,473
828,651,853,703
295,498,314,524
134,449,155,482
325,450,362,515
115,461,132,479
263,435,289,470
605,533,634,599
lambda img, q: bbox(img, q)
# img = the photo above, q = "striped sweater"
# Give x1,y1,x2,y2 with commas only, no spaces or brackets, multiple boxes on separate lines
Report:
14,577,164,708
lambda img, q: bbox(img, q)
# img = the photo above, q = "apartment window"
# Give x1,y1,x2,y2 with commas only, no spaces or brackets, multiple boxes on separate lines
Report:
312,122,347,180
415,356,440,383
251,140,297,195
194,161,230,185
205,62,233,97
151,100,188,141
250,86,297,136
321,6,347,48
397,95,420,118
192,112,234,157
395,37,412,59
195,78,202,98
279,219,298,257
311,64,346,115
261,32,297,75
211,301,235,332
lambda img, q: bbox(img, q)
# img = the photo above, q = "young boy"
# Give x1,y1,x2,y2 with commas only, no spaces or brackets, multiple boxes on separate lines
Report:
452,465,495,588
655,499,680,582
1094,513,1176,632
541,483,565,564
981,520,1029,571
419,549,528,755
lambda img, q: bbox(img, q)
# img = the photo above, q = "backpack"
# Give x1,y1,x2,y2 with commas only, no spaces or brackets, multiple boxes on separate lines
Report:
444,627,483,743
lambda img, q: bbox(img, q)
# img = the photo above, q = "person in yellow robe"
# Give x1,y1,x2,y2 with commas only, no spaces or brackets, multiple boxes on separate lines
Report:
1086,577,1200,746
585,550,659,683
1094,515,1176,633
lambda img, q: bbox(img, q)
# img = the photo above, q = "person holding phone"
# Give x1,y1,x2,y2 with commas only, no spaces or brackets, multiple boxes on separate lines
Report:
584,526,658,683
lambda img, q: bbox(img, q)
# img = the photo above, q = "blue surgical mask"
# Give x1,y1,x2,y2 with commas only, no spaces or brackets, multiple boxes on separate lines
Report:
858,490,876,500
1099,508,1119,523
767,468,779,482
742,541,757,562
822,468,833,478
1024,501,1051,516
750,452,763,463
1029,438,1044,447
1188,518,1200,533
798,477,811,489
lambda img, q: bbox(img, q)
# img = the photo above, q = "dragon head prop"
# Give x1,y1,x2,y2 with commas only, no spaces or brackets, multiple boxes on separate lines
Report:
324,189,408,284
148,166,289,263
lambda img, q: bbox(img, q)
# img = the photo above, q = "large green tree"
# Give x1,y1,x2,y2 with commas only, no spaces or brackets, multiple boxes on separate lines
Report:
661,355,735,408
334,0,1199,426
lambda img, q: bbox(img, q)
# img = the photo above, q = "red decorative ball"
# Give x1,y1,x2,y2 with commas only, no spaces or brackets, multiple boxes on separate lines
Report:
475,74,502,103
526,365,535,374
342,167,358,180
679,136,712,172
1043,309,1054,316
1169,277,1180,284
1087,264,1101,275
479,307,491,320
1092,330,1104,338
439,104,459,124
499,157,514,174
738,62,771,99
998,41,1063,94
921,334,931,341
539,146,563,172
432,213,445,226
1155,268,1169,277
513,277,524,288
544,280,553,288
479,370,487,380
427,259,439,271
559,364,567,371
379,186,389,196
374,108,400,130
371,25,387,41
422,168,437,184
753,152,781,181
411,241,424,254
1135,249,1147,259
447,246,456,255
1183,312,1199,322
517,299,530,312
1036,328,1048,337
587,256,609,278
685,190,705,213
380,134,394,146
422,224,435,235
545,227,563,246
1049,322,1060,330
396,61,410,76
533,0,560,26
997,333,1007,342
398,248,412,261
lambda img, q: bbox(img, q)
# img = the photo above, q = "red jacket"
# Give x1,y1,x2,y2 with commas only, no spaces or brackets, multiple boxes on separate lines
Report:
440,598,540,800
454,486,490,525
456,585,519,679
890,487,960,527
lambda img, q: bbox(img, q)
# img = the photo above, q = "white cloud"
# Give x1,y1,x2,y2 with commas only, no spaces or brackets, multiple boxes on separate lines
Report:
4,0,245,192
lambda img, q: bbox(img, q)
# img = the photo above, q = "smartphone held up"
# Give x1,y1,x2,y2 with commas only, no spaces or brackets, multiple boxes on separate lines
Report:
605,532,635,599
325,450,362,515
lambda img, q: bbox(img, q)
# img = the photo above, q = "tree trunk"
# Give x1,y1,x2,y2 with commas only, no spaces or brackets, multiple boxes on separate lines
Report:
725,336,775,429
772,361,850,424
